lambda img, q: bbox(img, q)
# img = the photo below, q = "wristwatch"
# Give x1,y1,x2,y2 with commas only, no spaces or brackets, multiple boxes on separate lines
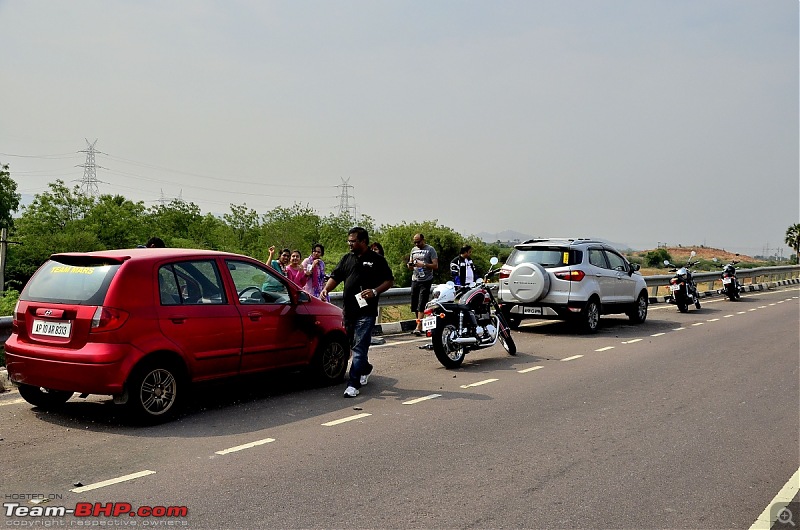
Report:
371,289,378,297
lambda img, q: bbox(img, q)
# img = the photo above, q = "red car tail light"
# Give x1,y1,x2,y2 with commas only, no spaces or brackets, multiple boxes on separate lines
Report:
90,307,130,333
554,270,585,281
499,267,512,280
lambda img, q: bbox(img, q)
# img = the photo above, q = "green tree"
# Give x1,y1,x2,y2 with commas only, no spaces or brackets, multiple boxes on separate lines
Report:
84,194,147,249
785,223,800,261
0,163,21,231
644,248,672,268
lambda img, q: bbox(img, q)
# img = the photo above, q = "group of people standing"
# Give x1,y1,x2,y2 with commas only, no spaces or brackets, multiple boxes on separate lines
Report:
265,230,478,399
266,244,329,300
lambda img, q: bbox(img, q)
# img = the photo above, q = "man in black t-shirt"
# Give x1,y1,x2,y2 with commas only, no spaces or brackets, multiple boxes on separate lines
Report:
320,227,394,398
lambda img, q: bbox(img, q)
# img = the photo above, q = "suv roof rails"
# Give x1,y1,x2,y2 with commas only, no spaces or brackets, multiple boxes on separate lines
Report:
520,237,599,245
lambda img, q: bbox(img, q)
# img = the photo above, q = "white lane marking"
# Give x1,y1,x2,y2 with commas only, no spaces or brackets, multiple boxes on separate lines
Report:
561,355,583,362
215,438,276,455
518,366,543,373
749,308,758,312
750,466,800,529
673,327,686,331
724,314,734,318
595,346,615,352
622,339,642,344
758,306,767,309
402,394,441,405
460,378,499,389
650,333,666,337
738,311,747,314
70,470,156,493
707,318,720,322
322,413,371,426
0,398,26,407
692,322,704,327
769,303,776,306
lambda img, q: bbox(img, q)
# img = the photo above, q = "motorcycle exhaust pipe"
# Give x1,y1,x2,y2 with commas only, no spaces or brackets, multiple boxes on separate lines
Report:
451,337,479,345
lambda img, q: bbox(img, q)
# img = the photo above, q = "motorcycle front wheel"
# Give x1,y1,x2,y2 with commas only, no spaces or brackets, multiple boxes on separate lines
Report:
431,321,466,369
496,314,517,355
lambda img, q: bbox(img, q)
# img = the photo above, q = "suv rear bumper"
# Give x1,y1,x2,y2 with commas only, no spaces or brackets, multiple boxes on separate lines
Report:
500,301,587,319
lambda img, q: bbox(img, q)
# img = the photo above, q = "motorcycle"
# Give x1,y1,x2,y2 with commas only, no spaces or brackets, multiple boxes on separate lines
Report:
419,257,516,368
664,251,701,313
714,256,741,301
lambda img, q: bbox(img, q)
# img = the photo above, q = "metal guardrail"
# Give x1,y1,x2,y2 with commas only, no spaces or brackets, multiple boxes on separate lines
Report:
329,264,800,308
1,266,798,345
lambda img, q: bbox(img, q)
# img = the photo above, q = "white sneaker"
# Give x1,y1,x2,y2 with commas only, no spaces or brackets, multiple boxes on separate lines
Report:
343,386,359,398
360,372,372,386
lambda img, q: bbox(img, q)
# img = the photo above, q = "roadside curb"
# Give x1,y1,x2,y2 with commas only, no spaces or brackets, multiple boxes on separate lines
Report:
374,319,418,336
0,367,11,394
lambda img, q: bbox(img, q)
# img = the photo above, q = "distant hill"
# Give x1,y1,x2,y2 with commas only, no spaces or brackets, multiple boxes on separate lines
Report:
477,230,631,251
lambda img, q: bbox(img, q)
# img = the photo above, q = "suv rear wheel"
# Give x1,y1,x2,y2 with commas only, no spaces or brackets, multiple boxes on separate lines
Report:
575,298,601,333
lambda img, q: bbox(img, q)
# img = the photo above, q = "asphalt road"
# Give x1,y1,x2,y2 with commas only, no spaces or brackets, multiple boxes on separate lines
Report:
1,287,798,529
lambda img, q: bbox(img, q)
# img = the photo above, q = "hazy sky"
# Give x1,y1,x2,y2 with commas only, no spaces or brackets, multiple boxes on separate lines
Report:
1,1,797,256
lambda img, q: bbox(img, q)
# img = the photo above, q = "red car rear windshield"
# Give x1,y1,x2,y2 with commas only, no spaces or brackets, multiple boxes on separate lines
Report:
21,258,121,305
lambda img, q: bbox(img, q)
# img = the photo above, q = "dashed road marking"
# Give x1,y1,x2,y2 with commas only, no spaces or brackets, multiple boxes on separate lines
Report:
70,470,156,493
215,438,276,455
322,413,371,426
738,311,747,314
402,394,441,405
650,333,666,337
595,346,615,352
750,466,800,529
622,339,642,344
561,355,583,362
707,318,720,322
748,308,758,312
460,378,499,389
724,314,734,318
518,366,543,373
673,327,686,331
692,322,704,326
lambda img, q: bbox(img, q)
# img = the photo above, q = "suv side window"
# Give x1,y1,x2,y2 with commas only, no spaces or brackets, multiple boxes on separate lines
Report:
605,250,628,272
159,260,226,305
226,260,291,305
588,249,609,269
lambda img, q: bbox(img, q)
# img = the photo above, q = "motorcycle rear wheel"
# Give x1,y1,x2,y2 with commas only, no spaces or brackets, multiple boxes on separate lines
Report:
431,322,466,369
677,301,689,313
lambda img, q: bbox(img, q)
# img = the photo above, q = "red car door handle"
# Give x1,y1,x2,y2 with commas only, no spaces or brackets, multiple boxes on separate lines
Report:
171,316,186,324
248,311,262,321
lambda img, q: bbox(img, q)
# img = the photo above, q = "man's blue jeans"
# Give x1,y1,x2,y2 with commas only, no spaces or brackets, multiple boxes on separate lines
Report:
346,315,375,388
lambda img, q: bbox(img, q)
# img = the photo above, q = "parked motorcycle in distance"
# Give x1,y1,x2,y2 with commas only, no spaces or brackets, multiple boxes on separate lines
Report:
713,256,741,301
419,257,516,368
664,251,701,313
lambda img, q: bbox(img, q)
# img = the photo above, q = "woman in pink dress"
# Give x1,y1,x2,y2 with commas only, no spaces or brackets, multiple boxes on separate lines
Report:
285,250,308,289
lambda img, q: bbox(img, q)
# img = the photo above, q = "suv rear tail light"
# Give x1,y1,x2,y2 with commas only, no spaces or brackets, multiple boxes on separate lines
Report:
499,266,512,280
554,270,585,281
90,307,130,333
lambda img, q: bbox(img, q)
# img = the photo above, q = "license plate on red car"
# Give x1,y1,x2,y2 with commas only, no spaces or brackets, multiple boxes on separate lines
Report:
31,319,72,338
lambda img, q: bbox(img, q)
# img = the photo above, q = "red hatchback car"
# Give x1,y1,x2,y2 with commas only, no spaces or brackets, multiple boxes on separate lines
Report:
6,248,349,423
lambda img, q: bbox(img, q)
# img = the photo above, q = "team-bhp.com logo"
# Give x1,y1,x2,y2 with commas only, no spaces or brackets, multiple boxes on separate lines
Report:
4,501,188,521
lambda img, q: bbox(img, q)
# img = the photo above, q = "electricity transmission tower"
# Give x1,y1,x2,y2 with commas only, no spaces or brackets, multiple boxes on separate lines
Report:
336,178,358,219
78,139,101,197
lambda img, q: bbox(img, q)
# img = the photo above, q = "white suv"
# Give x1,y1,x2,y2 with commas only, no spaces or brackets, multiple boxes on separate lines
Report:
497,238,648,332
